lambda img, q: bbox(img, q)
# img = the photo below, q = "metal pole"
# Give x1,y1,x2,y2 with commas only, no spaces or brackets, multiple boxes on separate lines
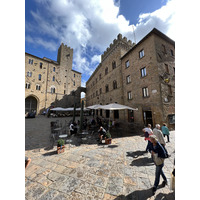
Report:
79,100,84,133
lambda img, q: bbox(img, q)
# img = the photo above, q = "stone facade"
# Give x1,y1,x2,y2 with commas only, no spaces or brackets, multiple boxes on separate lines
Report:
25,43,81,114
86,28,175,130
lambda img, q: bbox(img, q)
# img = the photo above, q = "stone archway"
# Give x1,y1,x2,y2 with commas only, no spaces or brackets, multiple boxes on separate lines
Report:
25,95,38,113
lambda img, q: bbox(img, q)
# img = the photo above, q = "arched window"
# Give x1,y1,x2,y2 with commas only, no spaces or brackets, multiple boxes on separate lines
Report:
105,67,108,75
38,74,42,81
52,76,55,81
113,80,117,89
99,73,102,80
27,71,32,77
105,84,109,93
112,61,116,69
36,84,41,90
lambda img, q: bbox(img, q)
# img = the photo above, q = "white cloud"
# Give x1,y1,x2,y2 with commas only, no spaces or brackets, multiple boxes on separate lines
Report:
91,54,101,64
26,0,175,78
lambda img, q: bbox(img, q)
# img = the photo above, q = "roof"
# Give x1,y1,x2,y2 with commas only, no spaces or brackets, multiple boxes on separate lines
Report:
72,69,82,74
25,52,59,65
121,28,175,60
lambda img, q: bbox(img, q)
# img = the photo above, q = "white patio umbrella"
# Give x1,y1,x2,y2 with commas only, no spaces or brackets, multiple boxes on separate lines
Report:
50,107,66,111
86,104,103,109
99,103,138,111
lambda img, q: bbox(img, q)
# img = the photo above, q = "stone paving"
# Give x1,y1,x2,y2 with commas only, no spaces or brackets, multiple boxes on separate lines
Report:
25,116,175,200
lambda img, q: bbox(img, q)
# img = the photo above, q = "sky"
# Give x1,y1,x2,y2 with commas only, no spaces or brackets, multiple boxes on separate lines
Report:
25,0,175,96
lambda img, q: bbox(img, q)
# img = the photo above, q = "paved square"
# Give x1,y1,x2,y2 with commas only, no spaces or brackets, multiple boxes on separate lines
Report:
25,116,175,199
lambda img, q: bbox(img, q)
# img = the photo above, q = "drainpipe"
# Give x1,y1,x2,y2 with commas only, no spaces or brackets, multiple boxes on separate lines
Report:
45,62,49,109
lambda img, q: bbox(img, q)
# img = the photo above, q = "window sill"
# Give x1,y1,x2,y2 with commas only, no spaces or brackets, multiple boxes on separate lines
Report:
143,96,150,98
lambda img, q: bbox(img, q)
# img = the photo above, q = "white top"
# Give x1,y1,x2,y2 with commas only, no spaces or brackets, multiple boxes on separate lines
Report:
69,124,74,131
143,127,153,134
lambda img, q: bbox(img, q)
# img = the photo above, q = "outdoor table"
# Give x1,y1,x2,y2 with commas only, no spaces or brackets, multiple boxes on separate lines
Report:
59,134,68,139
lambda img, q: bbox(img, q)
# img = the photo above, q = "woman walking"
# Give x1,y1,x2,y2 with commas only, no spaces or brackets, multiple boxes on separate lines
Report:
149,135,168,195
161,123,170,142
142,124,153,152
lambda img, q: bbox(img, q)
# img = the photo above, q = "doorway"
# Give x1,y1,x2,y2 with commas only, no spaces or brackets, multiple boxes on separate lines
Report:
25,96,37,113
143,111,153,127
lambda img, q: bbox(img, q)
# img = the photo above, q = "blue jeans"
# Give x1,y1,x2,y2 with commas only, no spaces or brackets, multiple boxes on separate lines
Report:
154,163,167,188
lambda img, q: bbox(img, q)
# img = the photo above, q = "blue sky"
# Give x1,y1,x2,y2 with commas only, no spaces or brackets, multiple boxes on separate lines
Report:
25,0,175,93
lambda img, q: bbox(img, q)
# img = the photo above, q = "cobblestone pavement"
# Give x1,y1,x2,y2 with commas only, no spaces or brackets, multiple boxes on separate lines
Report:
25,116,175,200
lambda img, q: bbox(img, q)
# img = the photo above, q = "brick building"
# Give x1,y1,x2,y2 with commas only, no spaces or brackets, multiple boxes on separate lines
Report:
25,43,82,114
86,28,175,129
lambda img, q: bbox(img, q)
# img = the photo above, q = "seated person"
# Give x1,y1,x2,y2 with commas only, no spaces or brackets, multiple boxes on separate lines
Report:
98,126,107,143
73,121,78,134
69,122,74,135
25,156,31,169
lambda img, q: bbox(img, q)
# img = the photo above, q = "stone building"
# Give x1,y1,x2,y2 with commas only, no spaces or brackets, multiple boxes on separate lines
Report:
25,43,82,114
86,28,175,129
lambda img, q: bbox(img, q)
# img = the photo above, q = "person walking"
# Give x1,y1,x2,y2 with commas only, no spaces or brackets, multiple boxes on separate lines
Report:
149,135,168,195
161,123,170,142
142,124,153,152
153,124,166,147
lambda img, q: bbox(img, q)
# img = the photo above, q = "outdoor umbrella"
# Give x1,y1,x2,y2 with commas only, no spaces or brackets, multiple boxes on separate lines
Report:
99,103,138,110
50,107,66,111
86,104,103,109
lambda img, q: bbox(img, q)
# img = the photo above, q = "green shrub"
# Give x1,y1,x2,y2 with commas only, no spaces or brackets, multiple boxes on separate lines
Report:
57,139,65,147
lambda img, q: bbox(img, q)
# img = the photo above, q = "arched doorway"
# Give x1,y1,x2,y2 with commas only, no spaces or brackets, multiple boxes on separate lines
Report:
25,96,38,113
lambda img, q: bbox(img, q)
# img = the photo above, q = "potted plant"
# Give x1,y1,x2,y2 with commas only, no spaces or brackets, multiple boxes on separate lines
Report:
105,130,112,144
57,139,65,154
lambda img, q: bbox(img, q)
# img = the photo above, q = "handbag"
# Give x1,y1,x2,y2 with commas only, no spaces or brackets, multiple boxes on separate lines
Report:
153,153,164,165
170,169,175,190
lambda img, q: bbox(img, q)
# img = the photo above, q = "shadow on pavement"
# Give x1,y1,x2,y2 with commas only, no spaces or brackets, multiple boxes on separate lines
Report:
43,151,57,156
126,150,147,158
130,157,154,167
154,191,175,200
114,189,175,200
115,188,153,200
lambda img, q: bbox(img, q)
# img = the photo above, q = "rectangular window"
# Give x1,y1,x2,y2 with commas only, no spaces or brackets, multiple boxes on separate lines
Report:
25,83,30,89
128,110,134,122
139,49,144,58
99,74,102,80
140,67,146,77
53,67,55,72
127,91,132,100
96,91,98,96
38,74,42,81
74,81,75,86
165,64,169,74
74,74,75,78
40,62,43,69
168,85,172,96
29,59,33,64
126,75,131,84
170,49,174,56
105,85,109,93
64,90,66,94
162,44,167,54
125,60,130,68
168,114,175,124
100,88,102,94
142,87,149,97
53,76,55,81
